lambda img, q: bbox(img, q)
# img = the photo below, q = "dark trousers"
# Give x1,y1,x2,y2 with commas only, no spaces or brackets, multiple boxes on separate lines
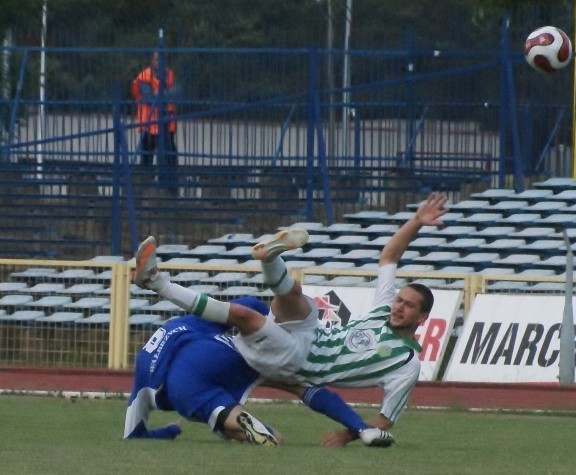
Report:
140,127,179,194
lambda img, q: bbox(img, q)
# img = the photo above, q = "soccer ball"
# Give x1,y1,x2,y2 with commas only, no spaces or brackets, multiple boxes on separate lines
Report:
525,26,573,73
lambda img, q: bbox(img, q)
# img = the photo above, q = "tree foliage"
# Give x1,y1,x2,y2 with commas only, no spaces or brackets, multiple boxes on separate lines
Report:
1,0,573,50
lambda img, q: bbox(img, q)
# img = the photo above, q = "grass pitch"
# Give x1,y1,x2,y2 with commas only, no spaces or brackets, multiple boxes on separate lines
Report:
0,395,574,475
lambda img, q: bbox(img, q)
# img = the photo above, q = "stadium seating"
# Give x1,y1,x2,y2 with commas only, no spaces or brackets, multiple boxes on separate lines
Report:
23,296,73,311
532,177,576,192
342,210,390,224
492,254,541,272
347,223,399,236
452,252,500,270
57,283,105,296
36,311,84,324
0,294,34,305
487,200,529,215
413,251,461,268
446,200,491,213
50,269,96,282
211,286,259,299
436,266,476,274
155,243,190,260
324,276,369,287
180,245,228,260
470,188,515,201
409,237,448,252
336,249,381,265
518,239,565,256
427,225,478,239
0,282,29,293
89,255,125,263
477,267,515,276
545,189,576,203
318,261,357,270
525,201,568,215
397,263,435,272
322,234,370,251
459,213,503,226
201,258,240,266
225,246,258,261
75,313,111,325
171,271,210,285
318,223,363,236
24,283,66,294
480,239,526,252
200,272,249,285
448,238,486,252
486,280,530,291
1,310,46,322
474,226,516,241
165,257,201,265
207,233,255,247
503,189,553,203
129,314,162,326
297,248,342,263
510,227,559,241
64,297,109,314
538,213,575,228
9,268,59,284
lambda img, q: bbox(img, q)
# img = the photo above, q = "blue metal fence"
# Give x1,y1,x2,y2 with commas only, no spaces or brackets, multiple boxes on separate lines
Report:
0,17,572,258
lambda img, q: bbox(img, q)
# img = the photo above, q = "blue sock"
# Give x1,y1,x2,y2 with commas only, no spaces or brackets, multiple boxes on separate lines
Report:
301,387,370,434
127,421,182,440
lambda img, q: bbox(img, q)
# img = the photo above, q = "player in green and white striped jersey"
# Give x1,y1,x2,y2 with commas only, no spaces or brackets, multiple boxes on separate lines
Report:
136,192,448,447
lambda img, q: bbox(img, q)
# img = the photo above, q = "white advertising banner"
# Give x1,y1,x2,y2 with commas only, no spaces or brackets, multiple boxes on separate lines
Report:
444,294,575,383
302,285,462,381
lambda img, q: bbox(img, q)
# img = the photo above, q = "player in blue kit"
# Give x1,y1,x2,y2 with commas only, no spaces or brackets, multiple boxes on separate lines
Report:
123,296,389,446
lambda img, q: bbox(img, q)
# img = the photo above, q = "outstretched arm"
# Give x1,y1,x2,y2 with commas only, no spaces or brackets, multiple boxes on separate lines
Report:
379,192,448,266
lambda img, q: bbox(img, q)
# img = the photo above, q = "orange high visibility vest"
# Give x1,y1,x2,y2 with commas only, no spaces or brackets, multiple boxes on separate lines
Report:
131,66,176,134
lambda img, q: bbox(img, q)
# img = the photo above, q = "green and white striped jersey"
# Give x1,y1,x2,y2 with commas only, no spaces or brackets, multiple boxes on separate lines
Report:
293,269,423,423
294,305,422,388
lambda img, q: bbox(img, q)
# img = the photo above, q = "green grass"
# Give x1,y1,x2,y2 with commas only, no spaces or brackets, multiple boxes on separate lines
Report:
0,395,575,475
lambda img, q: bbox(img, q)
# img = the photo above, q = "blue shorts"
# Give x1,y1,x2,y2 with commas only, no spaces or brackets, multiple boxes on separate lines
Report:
164,337,261,428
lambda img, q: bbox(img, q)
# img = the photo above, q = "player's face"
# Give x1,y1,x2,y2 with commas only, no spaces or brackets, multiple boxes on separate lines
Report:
389,287,428,333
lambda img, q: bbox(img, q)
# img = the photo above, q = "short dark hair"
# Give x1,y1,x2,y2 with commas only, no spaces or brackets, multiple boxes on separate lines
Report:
406,283,434,314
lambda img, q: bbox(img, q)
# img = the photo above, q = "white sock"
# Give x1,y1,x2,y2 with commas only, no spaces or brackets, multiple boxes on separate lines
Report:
261,257,294,296
158,279,230,324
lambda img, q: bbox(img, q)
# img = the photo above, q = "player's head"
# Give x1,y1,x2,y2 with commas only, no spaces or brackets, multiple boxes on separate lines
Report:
405,283,434,314
389,283,433,334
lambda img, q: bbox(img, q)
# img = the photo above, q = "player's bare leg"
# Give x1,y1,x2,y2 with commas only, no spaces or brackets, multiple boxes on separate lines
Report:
134,236,266,335
252,229,312,323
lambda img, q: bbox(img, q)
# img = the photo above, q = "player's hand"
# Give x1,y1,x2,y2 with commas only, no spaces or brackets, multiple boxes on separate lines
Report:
415,192,448,226
320,430,354,448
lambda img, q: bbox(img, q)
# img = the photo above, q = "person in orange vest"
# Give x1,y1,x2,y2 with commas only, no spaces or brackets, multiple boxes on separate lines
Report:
131,52,178,194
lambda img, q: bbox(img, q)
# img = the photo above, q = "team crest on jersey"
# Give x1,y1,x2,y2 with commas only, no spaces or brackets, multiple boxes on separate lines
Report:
345,329,376,352
314,290,351,328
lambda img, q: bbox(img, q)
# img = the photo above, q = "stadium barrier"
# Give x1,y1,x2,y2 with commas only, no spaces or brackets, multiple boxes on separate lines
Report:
0,258,573,383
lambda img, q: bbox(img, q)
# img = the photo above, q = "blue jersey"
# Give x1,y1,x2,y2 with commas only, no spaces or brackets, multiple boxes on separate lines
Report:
124,316,261,438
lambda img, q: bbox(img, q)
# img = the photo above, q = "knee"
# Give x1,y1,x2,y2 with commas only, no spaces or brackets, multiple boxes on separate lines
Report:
284,280,303,298
229,303,266,335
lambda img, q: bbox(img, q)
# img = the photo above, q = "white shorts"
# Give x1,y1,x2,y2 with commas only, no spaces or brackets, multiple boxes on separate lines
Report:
233,295,319,381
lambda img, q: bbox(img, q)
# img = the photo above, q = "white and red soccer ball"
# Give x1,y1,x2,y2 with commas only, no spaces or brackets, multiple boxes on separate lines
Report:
524,26,573,73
